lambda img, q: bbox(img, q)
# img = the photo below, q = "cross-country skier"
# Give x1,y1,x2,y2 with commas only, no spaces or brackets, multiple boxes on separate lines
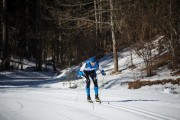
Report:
78,56,106,102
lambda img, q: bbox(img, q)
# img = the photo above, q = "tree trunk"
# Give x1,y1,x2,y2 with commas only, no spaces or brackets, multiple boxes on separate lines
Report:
98,0,103,49
25,0,29,57
36,0,43,71
52,50,56,72
109,0,118,72
1,0,10,71
94,0,99,52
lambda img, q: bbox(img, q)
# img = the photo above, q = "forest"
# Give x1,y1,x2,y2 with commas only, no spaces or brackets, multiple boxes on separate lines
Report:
0,0,179,75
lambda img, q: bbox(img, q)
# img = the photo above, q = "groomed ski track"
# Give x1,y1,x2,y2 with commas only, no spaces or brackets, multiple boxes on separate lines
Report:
0,88,179,120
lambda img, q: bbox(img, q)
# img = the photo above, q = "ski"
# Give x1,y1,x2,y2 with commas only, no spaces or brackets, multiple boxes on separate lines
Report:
87,100,93,103
96,100,101,104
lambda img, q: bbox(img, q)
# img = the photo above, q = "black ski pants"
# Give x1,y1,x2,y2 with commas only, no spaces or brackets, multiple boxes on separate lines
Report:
84,70,98,88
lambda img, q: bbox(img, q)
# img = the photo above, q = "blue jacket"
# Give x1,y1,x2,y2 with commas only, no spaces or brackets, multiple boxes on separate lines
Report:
83,59,99,71
78,57,106,77
80,57,103,72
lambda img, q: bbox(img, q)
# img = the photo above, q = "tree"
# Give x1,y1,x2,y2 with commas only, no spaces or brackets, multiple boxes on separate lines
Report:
109,0,118,72
1,0,10,71
0,0,178,73
167,0,180,71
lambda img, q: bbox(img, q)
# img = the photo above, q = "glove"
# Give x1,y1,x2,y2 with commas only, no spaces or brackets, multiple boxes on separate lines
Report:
81,71,85,76
78,71,85,77
101,70,106,76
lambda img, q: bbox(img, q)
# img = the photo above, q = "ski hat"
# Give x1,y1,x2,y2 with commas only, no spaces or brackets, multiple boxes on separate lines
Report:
89,57,96,63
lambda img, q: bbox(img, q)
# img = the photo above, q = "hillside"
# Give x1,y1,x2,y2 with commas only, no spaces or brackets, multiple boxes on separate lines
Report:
41,38,180,94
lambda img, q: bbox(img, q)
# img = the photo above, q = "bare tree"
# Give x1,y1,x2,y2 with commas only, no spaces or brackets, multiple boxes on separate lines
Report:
1,0,10,71
167,0,180,71
109,0,118,72
94,0,98,46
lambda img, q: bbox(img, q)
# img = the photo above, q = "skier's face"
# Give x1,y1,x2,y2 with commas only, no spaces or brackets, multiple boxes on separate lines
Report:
90,62,96,66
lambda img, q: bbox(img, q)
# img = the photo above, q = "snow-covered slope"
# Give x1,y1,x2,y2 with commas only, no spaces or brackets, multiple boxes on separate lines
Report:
40,46,180,94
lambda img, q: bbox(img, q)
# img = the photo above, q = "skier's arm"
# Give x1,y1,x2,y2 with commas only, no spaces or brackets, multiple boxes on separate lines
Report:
99,64,106,76
79,63,86,77
99,64,103,71
80,63,86,72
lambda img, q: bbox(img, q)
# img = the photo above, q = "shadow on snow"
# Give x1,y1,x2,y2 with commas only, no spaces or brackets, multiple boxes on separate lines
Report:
102,99,158,103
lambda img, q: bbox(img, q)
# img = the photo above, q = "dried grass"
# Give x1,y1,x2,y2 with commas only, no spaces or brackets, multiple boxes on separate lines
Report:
128,78,180,89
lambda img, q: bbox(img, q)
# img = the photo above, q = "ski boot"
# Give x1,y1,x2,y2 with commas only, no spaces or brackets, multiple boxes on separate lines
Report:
95,95,101,103
87,95,93,103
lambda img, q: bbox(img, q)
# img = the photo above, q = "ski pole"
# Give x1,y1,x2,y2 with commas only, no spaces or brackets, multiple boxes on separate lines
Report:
99,76,105,97
75,79,83,101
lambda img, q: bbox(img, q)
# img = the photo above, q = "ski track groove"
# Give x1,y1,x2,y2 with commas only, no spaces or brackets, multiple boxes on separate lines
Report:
36,95,178,120
101,102,177,120
48,97,173,120
17,100,23,110
13,96,106,120
50,107,74,120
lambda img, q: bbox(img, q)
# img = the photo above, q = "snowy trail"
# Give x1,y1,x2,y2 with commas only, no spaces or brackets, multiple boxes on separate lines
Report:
0,88,180,120
102,103,176,120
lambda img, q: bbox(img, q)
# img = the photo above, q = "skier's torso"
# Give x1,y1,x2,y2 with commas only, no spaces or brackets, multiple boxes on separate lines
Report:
84,60,99,71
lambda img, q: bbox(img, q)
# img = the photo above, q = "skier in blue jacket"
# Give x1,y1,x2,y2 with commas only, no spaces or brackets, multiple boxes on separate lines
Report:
78,57,106,102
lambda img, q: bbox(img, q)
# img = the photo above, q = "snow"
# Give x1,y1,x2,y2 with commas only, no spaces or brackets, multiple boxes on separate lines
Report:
0,38,180,120
0,88,180,120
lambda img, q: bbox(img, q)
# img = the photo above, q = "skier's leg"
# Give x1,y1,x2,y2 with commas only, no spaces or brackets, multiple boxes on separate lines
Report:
93,79,98,97
86,79,91,98
93,79,101,102
90,71,99,100
84,73,91,100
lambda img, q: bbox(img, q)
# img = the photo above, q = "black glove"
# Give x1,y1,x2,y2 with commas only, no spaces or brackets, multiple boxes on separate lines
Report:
101,70,106,76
